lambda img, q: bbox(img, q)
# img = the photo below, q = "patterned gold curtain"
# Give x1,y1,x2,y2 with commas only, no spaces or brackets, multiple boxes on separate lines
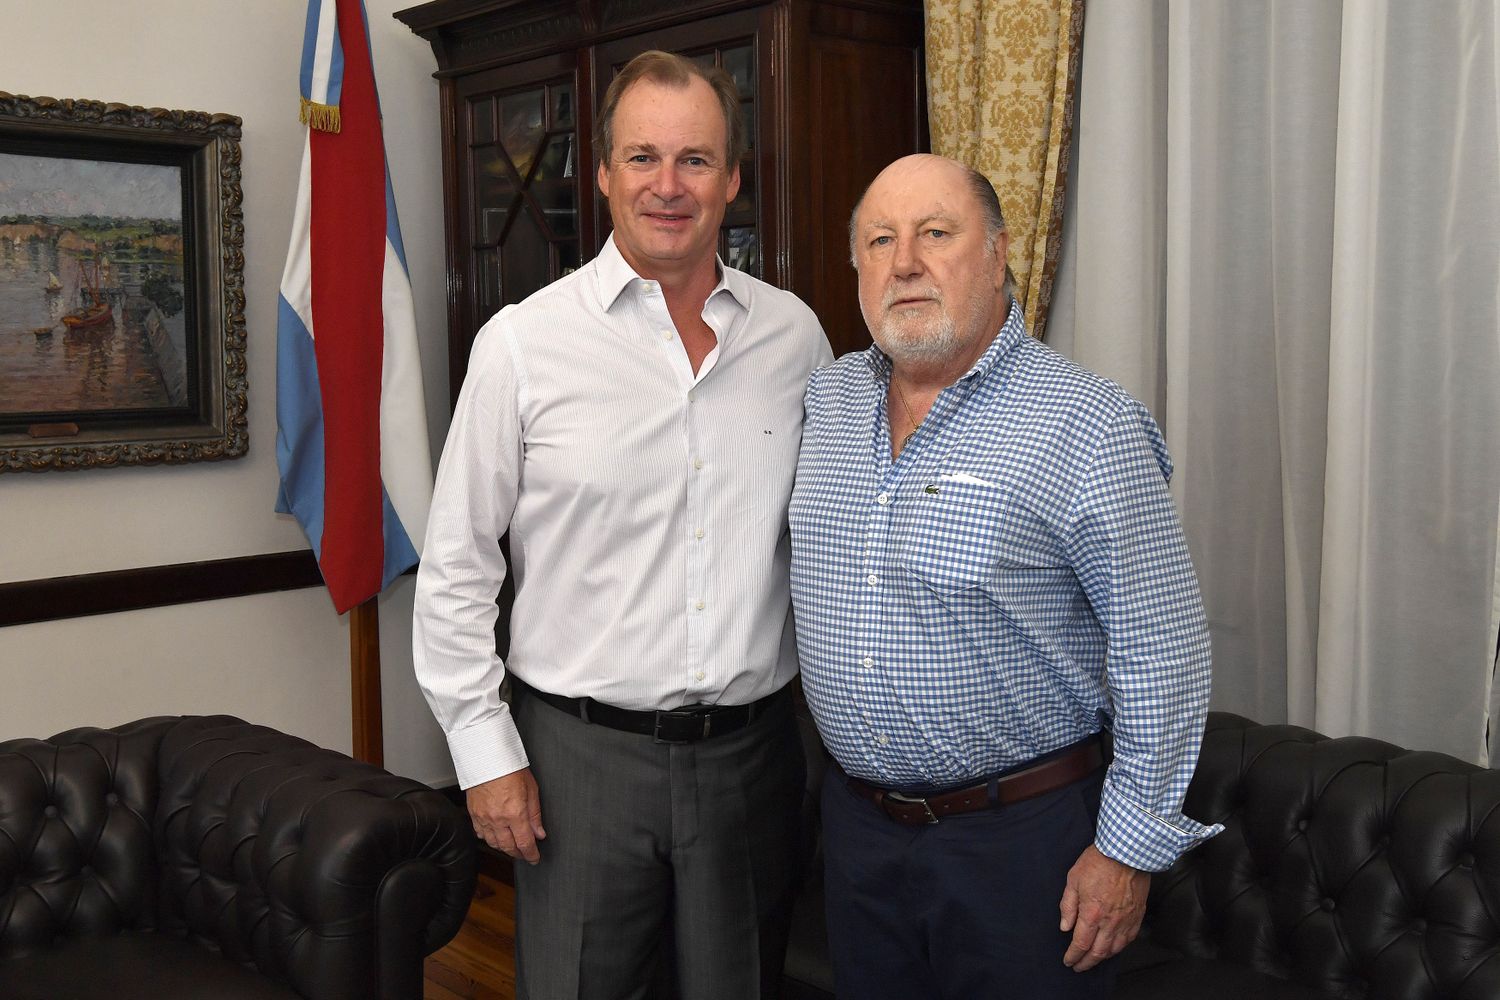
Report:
925,0,1084,340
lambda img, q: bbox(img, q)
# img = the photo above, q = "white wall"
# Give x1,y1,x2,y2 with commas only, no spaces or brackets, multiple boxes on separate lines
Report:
0,0,459,786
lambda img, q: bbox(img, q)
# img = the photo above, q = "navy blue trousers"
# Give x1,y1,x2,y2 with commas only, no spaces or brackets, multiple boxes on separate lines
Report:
821,763,1117,1000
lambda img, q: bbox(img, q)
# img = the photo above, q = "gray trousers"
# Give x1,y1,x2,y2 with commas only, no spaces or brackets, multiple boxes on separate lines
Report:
512,686,805,1000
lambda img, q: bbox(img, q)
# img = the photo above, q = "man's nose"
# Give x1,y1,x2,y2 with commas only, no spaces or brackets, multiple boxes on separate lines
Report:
891,236,922,277
651,162,685,200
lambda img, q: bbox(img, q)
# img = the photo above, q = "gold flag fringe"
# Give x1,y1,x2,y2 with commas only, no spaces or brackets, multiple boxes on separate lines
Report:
300,97,342,133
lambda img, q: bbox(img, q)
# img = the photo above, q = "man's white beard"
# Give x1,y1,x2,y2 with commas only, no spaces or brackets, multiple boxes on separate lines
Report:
868,284,965,365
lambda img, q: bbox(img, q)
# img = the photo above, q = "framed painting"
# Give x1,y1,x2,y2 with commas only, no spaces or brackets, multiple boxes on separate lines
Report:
0,92,246,472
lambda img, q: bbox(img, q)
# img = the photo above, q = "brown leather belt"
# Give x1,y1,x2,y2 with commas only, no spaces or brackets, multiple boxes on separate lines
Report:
845,736,1107,825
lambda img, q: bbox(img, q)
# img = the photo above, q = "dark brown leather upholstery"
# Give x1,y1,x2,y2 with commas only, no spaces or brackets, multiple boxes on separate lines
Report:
0,716,476,999
1117,712,1500,1000
782,711,1500,1000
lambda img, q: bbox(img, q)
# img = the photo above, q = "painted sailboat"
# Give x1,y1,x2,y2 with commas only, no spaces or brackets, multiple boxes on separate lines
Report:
61,252,113,330
44,271,62,294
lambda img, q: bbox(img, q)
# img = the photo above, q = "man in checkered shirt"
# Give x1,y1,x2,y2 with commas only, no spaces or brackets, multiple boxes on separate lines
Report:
788,154,1220,999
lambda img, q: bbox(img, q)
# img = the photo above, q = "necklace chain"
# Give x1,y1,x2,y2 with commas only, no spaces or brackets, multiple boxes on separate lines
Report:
892,378,922,452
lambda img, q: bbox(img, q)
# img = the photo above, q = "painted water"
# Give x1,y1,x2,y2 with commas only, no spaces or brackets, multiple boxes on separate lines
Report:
0,237,188,418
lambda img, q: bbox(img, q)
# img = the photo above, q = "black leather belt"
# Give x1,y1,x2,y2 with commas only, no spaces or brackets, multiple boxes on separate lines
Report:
845,735,1107,825
517,679,791,744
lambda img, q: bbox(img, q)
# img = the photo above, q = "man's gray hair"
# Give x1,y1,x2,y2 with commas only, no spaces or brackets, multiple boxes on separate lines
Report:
595,50,746,167
847,161,1014,300
963,164,1007,255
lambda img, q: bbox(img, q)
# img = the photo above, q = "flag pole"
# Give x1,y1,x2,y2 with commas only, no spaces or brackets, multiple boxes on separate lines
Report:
351,596,384,766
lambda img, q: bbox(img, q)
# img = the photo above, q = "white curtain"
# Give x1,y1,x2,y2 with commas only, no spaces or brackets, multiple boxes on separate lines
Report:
1047,0,1500,762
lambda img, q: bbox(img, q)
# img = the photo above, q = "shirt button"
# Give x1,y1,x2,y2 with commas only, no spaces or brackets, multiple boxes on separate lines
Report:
875,734,890,747
693,459,703,470
876,492,890,505
695,528,704,540
861,656,874,668
866,573,879,586
694,670,705,681
695,600,705,611
662,331,672,341
688,390,696,402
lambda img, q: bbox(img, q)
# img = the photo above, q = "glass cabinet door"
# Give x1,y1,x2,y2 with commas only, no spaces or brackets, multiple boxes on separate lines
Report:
466,76,580,322
700,41,760,279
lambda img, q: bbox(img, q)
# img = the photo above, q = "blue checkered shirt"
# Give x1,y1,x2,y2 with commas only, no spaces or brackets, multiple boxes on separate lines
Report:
789,302,1221,872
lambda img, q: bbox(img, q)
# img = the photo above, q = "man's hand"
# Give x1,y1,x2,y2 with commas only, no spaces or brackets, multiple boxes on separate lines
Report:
466,768,546,864
1059,845,1150,972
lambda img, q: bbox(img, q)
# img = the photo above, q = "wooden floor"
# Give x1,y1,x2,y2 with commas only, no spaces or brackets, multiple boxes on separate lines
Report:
424,871,517,999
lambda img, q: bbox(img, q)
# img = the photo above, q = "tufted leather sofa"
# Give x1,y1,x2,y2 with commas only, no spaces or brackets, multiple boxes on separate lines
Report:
783,710,1500,1000
0,715,477,1000
1116,711,1500,1000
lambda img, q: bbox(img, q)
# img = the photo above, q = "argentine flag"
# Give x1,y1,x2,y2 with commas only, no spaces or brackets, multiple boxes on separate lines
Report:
276,0,432,614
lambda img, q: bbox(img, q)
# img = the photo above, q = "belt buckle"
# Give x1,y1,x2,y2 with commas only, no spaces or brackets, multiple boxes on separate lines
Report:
653,707,708,745
886,790,940,824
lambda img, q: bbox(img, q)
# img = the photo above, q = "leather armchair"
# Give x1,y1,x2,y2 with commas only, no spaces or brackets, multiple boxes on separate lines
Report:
0,716,476,1000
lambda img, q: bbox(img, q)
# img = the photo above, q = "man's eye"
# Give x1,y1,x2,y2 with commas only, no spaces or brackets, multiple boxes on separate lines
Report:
927,229,948,239
628,154,652,164
871,236,893,247
684,157,708,167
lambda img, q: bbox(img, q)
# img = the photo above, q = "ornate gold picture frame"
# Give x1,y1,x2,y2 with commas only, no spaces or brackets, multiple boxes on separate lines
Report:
0,92,246,472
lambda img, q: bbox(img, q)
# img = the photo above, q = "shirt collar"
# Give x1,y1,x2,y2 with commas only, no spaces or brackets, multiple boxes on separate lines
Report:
594,233,751,313
861,295,1027,384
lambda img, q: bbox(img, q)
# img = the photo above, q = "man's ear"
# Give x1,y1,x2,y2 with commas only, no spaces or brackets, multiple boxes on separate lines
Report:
597,157,611,200
724,162,741,205
993,229,1010,288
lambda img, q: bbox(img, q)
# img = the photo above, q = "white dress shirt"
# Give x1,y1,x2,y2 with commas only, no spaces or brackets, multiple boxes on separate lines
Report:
413,236,832,789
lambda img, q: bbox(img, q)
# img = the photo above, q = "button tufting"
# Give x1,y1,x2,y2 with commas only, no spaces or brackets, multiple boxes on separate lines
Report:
44,805,59,818
1458,852,1476,868
105,792,119,805
1410,918,1427,935
1321,897,1336,912
1297,818,1309,832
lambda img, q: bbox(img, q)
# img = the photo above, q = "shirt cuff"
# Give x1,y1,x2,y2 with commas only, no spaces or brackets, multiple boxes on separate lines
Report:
445,705,530,789
1093,776,1224,872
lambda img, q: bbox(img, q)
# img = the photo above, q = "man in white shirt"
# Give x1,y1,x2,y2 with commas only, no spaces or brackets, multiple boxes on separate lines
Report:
413,50,831,1000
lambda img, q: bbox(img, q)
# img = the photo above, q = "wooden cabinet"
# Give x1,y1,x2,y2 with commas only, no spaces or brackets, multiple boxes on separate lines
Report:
397,0,926,401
